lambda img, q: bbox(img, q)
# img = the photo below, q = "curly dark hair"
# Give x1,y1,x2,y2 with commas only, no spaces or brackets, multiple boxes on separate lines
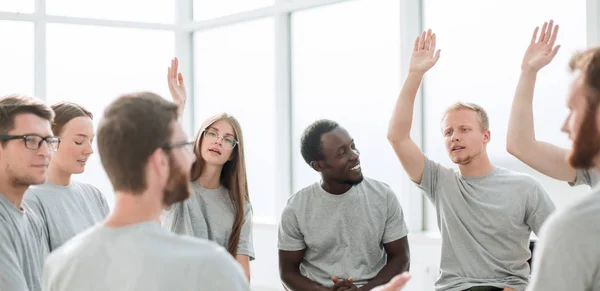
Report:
300,119,339,165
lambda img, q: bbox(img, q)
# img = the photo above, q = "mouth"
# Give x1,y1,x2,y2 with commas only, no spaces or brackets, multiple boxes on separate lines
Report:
32,164,48,168
451,146,465,152
208,148,222,155
350,164,361,171
77,159,88,167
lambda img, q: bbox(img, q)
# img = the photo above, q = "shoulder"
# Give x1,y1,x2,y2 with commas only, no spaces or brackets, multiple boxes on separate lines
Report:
286,182,319,207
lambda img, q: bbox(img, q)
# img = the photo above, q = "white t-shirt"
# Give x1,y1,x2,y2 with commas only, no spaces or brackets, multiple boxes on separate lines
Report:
43,221,249,291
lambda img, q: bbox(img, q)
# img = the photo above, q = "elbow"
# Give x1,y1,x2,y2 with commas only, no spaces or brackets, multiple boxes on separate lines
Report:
386,130,404,144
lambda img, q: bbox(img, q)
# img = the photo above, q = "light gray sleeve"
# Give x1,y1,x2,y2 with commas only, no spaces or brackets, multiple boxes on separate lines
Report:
161,201,194,236
237,203,255,260
93,187,110,217
0,223,29,291
528,212,598,291
202,250,250,291
382,187,409,244
277,205,306,251
568,168,594,187
23,192,46,223
525,180,556,235
415,156,444,203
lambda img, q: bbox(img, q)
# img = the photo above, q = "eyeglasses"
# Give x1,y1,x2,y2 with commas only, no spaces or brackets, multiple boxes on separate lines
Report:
0,134,61,151
203,130,238,149
161,141,194,154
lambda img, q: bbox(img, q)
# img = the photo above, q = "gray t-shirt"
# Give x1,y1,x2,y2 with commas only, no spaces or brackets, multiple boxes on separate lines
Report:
278,177,409,287
569,168,600,187
0,193,49,291
161,183,254,259
417,157,556,291
43,221,250,291
527,185,600,291
24,181,109,251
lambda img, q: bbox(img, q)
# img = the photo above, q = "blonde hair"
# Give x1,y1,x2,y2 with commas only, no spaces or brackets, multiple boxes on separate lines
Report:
442,102,490,131
190,112,250,257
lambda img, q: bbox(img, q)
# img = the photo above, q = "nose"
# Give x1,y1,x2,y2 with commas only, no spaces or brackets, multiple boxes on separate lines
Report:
84,141,94,155
37,141,53,158
349,148,360,160
451,133,460,142
561,116,569,135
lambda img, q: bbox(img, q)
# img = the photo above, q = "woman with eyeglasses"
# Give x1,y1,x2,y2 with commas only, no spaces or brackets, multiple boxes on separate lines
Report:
161,58,254,281
24,102,109,251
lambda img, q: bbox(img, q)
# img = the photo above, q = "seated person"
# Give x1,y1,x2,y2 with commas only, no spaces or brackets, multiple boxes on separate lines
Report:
278,119,410,291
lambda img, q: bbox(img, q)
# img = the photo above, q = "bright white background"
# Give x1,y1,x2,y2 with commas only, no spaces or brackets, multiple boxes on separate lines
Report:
1,0,599,290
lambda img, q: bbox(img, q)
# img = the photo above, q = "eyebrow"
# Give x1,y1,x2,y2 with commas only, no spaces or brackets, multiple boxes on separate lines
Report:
336,139,354,151
207,127,235,137
75,134,90,138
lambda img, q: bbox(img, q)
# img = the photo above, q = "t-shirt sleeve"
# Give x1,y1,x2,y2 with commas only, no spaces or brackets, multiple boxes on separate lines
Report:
23,191,46,223
525,180,556,235
568,168,595,187
277,204,306,251
237,203,255,260
528,211,599,291
415,156,448,203
202,250,250,291
382,187,409,244
94,188,110,217
0,222,29,291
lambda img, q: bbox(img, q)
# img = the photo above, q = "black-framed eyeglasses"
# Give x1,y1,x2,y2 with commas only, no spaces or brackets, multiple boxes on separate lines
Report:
202,130,238,149
0,135,61,151
161,141,194,153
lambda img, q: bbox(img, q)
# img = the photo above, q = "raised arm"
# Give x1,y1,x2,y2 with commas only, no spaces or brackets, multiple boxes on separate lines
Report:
506,20,574,182
167,57,187,118
387,29,440,184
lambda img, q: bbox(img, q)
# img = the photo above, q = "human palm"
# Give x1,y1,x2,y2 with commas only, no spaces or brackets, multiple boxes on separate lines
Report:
167,57,187,116
522,20,561,72
409,29,441,74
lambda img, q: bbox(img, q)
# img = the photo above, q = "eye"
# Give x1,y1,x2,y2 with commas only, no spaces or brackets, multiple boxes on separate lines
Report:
444,130,452,136
75,141,83,145
207,131,218,137
461,128,469,132
223,137,235,146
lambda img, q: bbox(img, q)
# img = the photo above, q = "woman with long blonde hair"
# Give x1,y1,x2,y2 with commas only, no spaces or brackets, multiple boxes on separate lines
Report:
161,58,254,280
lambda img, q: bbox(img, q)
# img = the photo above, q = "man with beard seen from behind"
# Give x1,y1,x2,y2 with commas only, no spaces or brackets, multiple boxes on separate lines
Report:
527,47,600,291
278,119,410,291
42,92,249,291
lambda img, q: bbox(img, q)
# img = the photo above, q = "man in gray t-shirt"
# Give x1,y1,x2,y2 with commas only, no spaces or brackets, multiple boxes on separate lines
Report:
387,29,555,291
0,94,56,291
525,46,600,291
24,180,109,251
279,120,409,291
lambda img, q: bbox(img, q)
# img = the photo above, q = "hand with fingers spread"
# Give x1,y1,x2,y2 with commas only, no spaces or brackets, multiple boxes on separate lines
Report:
167,57,187,117
521,20,560,72
371,273,411,291
409,29,441,74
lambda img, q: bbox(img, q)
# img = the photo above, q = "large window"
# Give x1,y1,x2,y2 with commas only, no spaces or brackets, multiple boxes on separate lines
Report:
290,0,417,225
194,0,272,20
422,0,589,229
0,0,33,13
46,24,175,206
193,18,276,220
46,0,175,23
0,21,34,97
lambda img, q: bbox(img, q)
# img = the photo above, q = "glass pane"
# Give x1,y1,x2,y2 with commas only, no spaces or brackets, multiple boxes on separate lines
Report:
194,19,276,219
47,0,175,24
0,21,34,97
291,1,411,220
0,0,33,13
47,24,175,208
422,0,588,229
194,0,272,20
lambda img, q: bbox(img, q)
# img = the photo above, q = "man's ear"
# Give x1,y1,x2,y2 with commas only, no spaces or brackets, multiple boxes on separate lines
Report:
149,149,169,177
310,160,323,172
483,130,491,144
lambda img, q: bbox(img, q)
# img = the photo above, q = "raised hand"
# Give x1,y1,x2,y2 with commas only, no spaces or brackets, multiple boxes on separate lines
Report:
167,57,187,117
521,20,560,72
409,29,441,74
371,273,411,291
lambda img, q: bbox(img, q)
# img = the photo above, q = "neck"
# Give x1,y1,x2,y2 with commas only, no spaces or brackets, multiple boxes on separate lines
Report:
104,190,163,228
196,163,223,189
47,162,72,186
457,153,495,177
0,176,29,209
321,180,352,195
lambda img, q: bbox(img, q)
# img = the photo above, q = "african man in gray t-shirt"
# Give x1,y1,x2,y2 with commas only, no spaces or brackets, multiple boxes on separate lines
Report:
387,29,555,291
278,120,410,291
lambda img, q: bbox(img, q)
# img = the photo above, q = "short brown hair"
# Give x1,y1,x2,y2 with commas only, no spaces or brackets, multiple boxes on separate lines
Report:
97,92,178,193
569,47,600,107
51,102,93,136
442,102,490,131
0,94,54,136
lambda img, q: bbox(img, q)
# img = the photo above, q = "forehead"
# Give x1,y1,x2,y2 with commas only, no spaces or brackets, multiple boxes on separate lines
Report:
320,127,351,151
207,119,234,136
9,113,53,135
61,116,94,134
442,109,479,127
567,74,586,105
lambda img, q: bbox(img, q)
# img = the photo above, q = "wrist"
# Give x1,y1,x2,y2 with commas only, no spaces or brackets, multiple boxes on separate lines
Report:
520,67,539,77
407,70,426,77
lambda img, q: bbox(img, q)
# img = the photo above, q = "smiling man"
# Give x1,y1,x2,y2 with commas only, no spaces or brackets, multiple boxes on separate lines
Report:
0,94,57,291
278,119,410,291
387,30,556,291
